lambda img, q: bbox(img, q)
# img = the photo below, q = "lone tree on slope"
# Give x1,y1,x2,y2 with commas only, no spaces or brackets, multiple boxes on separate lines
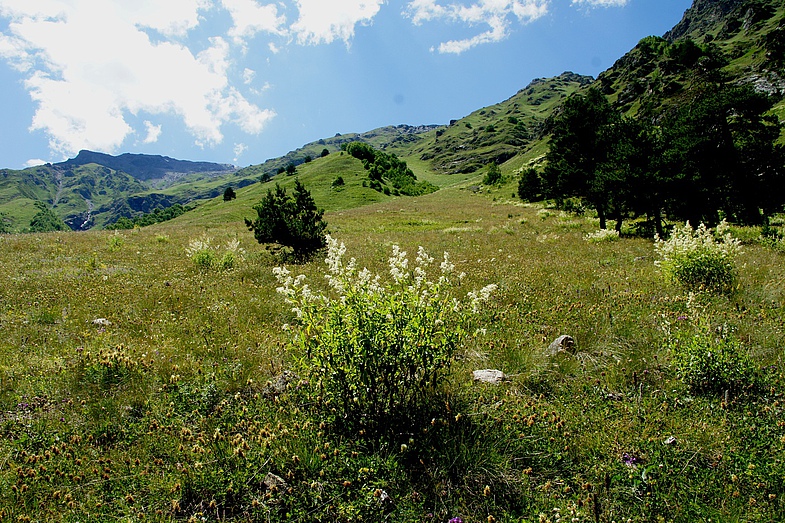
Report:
245,179,328,262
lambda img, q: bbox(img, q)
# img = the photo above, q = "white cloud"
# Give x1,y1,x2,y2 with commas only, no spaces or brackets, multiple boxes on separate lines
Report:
291,0,387,45
233,142,248,162
23,158,47,168
571,0,628,6
0,0,275,157
405,0,549,54
243,67,256,84
142,121,162,144
221,0,285,45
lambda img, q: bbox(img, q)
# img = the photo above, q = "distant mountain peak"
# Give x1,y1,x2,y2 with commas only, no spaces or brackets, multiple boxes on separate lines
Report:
58,150,236,182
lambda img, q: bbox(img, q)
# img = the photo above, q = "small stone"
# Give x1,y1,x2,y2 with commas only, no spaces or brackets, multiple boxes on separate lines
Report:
261,371,299,399
263,472,287,490
664,436,678,446
91,318,111,326
547,335,575,356
472,369,508,385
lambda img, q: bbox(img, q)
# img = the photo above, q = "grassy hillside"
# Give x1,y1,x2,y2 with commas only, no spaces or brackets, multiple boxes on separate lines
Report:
1,184,783,521
0,164,149,232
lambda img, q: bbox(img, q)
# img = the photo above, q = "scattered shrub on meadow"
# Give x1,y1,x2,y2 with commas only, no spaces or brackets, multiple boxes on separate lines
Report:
185,236,245,272
584,228,619,243
274,236,496,435
654,220,741,293
664,304,766,396
245,179,328,263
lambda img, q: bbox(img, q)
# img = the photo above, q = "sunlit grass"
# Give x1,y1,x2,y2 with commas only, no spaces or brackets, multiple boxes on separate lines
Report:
0,187,783,521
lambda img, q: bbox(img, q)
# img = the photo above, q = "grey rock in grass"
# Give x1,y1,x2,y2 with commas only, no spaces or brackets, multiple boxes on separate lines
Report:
91,318,111,326
261,370,299,399
547,335,575,356
472,369,508,384
263,472,288,491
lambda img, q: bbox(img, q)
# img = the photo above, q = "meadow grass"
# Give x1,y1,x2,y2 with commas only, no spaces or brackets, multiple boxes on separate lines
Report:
0,187,783,522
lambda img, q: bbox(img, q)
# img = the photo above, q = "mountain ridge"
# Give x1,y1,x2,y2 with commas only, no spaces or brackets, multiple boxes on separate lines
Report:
1,0,783,233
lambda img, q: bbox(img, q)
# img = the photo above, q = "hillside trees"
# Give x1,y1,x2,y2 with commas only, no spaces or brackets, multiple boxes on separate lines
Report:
343,142,437,196
542,88,620,229
245,179,328,262
659,84,784,226
541,84,784,233
29,202,69,232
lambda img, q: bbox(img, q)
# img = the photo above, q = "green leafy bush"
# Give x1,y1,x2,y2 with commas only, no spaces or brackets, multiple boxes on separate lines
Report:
185,237,244,271
483,162,502,186
245,179,328,262
654,220,741,293
665,311,765,395
274,236,496,434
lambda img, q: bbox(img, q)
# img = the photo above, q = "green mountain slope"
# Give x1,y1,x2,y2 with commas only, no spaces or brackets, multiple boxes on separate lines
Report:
2,0,782,233
0,155,257,232
597,0,784,121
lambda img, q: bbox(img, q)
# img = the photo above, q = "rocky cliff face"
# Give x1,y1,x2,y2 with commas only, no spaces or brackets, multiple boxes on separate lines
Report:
664,0,748,42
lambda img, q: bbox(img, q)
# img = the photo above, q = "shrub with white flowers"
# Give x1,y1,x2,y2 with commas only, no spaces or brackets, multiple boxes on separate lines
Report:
654,220,741,293
186,236,245,271
274,236,497,433
584,228,619,243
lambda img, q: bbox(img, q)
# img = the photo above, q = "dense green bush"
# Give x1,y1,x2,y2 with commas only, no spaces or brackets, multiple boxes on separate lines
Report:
665,309,766,395
29,201,69,232
274,236,496,435
245,179,327,262
482,162,502,186
654,220,741,293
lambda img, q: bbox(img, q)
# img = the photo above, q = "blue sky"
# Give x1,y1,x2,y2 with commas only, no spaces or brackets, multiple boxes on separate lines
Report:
0,0,692,170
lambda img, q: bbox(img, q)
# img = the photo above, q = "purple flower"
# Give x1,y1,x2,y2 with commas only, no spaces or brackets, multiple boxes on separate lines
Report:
449,518,463,523
622,452,640,466
676,315,687,321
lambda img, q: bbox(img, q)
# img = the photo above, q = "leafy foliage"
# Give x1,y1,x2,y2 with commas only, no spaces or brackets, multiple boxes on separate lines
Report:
517,167,542,202
542,82,784,233
28,201,69,232
245,179,328,262
223,187,236,201
274,236,496,435
344,142,437,196
665,308,767,395
654,220,741,294
482,162,502,186
107,204,189,230
185,236,244,272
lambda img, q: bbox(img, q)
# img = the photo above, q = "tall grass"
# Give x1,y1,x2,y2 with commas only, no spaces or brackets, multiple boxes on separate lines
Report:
0,189,783,521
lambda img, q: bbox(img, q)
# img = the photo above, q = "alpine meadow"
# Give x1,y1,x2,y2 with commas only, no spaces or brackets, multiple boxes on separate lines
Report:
1,0,785,522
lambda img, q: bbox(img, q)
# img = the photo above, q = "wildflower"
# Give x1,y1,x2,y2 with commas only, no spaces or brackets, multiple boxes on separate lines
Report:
584,228,619,243
449,518,464,523
622,453,640,466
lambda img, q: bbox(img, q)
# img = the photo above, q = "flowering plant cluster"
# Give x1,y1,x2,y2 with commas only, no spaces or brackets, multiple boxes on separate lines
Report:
654,220,741,293
584,228,619,243
274,236,496,432
185,236,245,271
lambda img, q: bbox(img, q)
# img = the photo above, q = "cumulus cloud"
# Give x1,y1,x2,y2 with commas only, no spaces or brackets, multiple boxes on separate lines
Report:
142,121,163,144
571,0,628,6
221,0,286,46
242,67,256,85
23,158,47,168
0,0,275,157
405,0,550,54
291,0,387,45
233,142,248,163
